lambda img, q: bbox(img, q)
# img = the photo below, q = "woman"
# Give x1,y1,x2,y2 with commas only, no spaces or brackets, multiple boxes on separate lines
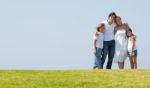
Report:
113,16,129,69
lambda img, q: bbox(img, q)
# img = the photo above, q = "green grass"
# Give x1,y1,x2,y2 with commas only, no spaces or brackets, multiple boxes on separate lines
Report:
0,70,150,88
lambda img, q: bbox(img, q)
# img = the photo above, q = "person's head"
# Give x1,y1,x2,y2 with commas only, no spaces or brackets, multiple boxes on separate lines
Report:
115,16,122,26
108,12,117,23
126,28,133,37
96,23,105,33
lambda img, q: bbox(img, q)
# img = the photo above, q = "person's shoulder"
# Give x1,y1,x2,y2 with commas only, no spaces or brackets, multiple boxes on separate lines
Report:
122,23,129,30
93,35,97,40
93,32,98,40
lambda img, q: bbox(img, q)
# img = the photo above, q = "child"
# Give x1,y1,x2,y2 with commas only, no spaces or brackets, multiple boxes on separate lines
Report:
126,28,138,69
93,23,105,69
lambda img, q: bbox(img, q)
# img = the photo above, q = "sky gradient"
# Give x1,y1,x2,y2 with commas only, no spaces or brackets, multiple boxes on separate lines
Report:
0,0,149,69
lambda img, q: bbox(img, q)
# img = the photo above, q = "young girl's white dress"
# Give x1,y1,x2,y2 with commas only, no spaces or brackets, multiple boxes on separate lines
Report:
114,29,128,63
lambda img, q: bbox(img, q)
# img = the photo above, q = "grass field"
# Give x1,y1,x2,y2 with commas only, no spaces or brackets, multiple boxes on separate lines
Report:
0,70,150,88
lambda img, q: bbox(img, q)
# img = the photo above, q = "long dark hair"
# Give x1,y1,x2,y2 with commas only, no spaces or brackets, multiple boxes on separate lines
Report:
126,28,133,37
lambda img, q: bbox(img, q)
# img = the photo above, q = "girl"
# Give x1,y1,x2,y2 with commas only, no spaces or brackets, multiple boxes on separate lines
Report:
93,23,105,69
126,28,138,69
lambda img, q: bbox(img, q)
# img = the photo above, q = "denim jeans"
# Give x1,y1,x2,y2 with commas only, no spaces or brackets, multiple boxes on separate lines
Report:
101,40,115,69
128,50,138,58
94,48,103,69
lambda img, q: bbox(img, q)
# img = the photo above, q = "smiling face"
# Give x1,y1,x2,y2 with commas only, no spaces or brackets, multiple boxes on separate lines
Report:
126,30,132,37
108,15,116,23
115,16,122,26
126,28,133,37
108,12,117,24
99,25,105,32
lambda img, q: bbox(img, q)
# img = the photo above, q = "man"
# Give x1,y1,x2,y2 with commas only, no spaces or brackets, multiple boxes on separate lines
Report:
101,12,117,69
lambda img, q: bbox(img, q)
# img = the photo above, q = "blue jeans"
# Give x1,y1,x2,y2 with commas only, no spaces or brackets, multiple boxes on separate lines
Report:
101,40,115,69
94,48,103,69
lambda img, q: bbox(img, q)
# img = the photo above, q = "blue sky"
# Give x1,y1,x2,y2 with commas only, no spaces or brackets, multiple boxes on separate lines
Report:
0,0,149,69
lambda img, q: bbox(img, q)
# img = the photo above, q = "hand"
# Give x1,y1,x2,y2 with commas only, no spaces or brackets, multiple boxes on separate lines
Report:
132,36,136,41
123,23,129,30
93,49,96,55
131,52,135,56
123,23,128,26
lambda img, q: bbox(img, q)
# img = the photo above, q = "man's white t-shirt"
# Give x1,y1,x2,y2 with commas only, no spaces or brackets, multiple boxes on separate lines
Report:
102,20,116,41
93,32,104,48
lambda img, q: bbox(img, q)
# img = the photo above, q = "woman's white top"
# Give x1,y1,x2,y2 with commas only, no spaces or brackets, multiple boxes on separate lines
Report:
93,32,104,48
114,29,128,63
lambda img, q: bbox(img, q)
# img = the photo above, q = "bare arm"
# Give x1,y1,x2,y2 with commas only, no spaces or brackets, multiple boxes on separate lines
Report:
93,32,97,54
93,39,96,54
132,36,136,51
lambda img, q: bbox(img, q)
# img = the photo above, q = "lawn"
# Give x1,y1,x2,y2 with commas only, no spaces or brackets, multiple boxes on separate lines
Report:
0,70,150,88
